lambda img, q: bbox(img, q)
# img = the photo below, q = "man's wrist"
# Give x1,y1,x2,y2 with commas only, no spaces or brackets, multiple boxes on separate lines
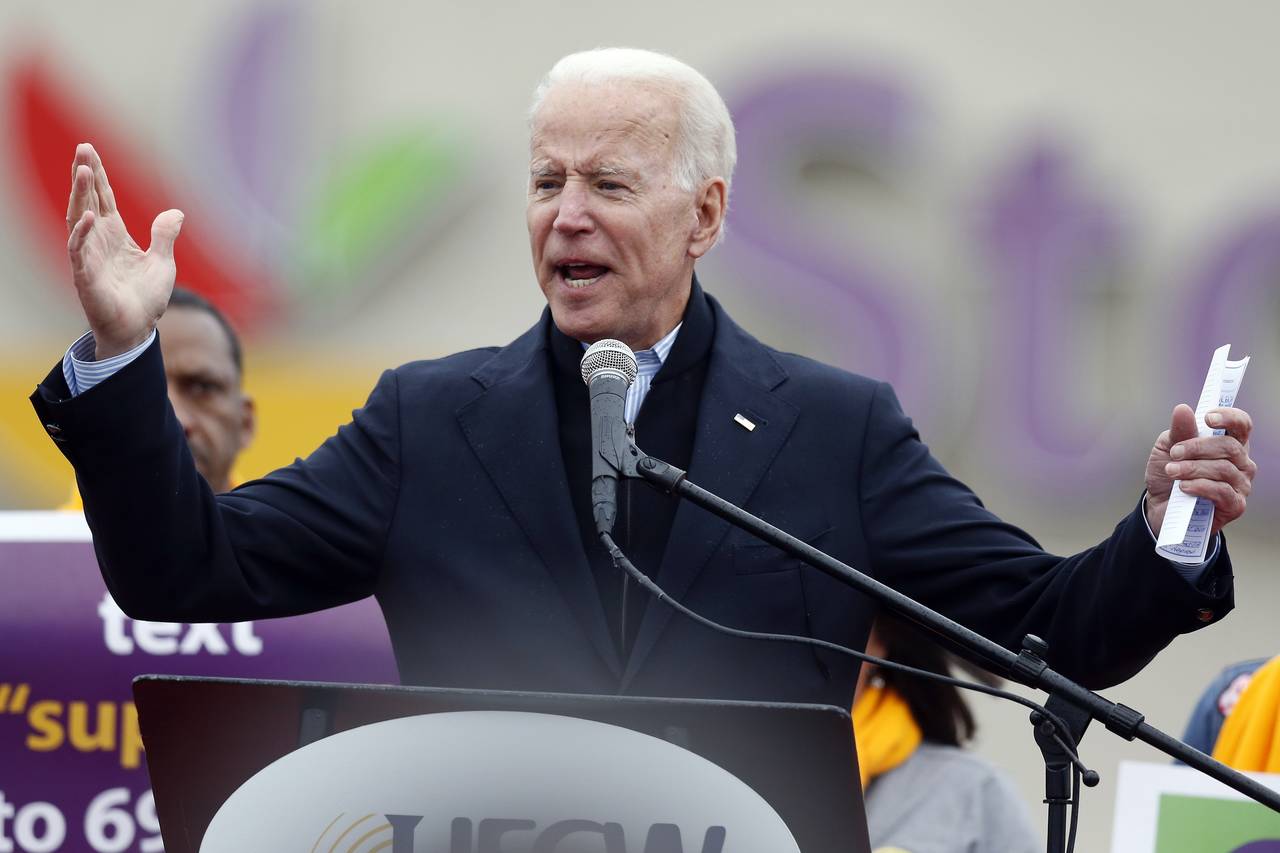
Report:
1143,491,1167,537
1141,491,1222,581
63,329,157,397
94,329,155,361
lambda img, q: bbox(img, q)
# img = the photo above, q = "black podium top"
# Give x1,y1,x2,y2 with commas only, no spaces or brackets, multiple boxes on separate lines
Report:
135,675,868,852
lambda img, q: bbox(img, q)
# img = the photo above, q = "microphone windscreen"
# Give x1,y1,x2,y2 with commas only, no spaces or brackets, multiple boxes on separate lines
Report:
580,339,638,387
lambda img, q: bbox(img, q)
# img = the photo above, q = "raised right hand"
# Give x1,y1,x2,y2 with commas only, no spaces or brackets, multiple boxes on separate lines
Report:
65,142,184,360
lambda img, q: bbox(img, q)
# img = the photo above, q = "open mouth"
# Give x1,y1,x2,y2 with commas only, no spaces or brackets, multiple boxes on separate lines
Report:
557,263,611,289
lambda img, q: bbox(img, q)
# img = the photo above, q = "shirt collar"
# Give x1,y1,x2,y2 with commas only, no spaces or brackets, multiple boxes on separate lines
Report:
584,322,683,366
646,323,681,364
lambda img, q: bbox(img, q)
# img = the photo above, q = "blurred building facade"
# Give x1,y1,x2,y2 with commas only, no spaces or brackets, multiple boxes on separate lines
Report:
0,2,1276,847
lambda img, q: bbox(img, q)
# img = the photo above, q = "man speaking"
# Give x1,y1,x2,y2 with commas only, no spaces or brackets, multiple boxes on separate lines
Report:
31,48,1255,704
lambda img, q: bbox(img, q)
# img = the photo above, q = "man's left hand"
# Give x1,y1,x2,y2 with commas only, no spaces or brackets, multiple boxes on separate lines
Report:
1145,403,1256,536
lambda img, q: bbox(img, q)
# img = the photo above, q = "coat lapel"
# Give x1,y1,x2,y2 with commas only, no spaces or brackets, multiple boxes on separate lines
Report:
456,320,623,677
621,303,799,688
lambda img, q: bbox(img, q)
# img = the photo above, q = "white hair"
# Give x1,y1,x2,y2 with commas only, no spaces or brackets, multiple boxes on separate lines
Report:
530,47,737,197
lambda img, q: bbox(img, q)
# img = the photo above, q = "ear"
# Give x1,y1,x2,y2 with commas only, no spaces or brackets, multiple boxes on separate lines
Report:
238,395,257,451
687,177,728,259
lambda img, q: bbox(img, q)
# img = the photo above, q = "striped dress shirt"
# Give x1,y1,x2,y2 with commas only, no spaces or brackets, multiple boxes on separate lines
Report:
617,323,680,424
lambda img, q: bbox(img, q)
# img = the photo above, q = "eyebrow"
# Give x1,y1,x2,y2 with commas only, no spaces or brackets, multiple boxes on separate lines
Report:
172,368,232,385
593,165,638,181
528,161,641,182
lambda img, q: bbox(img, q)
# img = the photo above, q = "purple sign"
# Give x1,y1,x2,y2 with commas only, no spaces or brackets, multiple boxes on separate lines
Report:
974,137,1133,488
0,512,398,852
710,59,1274,510
717,67,930,416
1180,210,1280,502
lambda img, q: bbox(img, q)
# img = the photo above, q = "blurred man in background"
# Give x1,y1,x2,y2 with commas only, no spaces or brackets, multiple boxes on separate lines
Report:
62,287,253,509
153,287,254,494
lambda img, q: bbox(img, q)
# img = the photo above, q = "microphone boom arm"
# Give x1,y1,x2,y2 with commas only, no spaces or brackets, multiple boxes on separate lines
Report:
611,441,1280,815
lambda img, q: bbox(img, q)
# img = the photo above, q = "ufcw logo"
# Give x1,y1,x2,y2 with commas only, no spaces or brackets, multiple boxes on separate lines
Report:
313,813,727,853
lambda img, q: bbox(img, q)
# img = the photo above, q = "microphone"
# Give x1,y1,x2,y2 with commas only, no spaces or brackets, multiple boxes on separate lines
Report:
580,339,638,534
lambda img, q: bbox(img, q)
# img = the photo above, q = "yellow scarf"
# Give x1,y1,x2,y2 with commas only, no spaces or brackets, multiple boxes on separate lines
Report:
1213,655,1280,772
852,683,923,789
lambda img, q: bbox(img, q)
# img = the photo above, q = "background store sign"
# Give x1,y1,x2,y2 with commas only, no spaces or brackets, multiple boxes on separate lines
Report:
0,512,398,853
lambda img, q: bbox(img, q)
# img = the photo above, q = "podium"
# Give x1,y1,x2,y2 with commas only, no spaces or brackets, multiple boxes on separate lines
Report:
134,676,869,852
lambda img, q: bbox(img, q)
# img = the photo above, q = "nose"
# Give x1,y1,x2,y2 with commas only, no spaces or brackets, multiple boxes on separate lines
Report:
552,180,594,236
168,393,195,440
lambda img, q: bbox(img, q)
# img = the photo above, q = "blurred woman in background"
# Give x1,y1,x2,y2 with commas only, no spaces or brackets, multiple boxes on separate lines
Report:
855,615,1040,853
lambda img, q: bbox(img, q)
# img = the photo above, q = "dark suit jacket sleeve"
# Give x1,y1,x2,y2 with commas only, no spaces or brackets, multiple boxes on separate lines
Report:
30,337,401,622
857,381,1233,688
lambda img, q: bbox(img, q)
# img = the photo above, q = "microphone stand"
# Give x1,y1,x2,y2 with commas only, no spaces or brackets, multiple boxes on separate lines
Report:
607,442,1280,849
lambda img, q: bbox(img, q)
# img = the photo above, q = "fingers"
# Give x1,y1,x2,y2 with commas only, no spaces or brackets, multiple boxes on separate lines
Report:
148,209,185,260
1177,477,1247,520
65,163,99,233
1168,404,1198,445
1165,459,1253,495
1165,404,1258,533
1158,402,1258,533
83,143,118,215
1170,434,1253,469
66,143,118,230
1206,407,1253,445
67,209,94,251
67,210,95,279
75,142,119,216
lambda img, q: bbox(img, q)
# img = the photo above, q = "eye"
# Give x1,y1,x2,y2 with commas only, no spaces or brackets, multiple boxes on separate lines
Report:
597,180,625,192
532,178,561,192
181,378,224,399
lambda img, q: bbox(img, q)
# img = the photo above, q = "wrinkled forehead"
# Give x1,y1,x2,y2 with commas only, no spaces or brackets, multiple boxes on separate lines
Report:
529,80,680,170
